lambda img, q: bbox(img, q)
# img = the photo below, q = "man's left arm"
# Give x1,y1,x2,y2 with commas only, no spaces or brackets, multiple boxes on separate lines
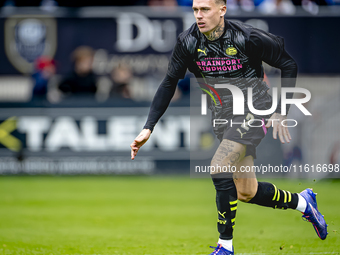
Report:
248,28,298,143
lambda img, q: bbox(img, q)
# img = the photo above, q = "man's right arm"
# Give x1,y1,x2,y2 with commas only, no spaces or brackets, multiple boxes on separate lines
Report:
130,75,179,160
143,74,179,132
130,34,191,159
143,34,190,131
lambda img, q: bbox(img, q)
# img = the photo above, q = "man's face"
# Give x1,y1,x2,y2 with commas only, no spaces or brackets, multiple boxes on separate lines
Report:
192,0,226,35
75,56,93,75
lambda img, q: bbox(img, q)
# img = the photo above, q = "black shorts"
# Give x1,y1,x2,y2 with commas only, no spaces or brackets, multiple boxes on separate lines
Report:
217,114,268,159
215,93,273,159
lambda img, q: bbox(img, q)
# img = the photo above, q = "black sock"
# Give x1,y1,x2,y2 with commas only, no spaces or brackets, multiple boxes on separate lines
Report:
212,174,237,240
248,182,298,210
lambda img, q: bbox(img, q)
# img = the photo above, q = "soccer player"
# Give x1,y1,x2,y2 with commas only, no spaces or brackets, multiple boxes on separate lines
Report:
130,0,328,254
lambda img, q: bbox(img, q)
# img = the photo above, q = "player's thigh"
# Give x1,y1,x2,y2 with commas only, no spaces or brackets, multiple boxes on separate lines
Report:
233,155,258,202
211,139,246,174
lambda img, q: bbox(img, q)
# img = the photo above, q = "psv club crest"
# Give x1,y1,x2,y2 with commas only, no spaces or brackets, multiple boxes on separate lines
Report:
5,15,57,74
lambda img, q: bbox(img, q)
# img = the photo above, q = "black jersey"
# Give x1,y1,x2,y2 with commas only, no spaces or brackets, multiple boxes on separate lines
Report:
143,19,297,132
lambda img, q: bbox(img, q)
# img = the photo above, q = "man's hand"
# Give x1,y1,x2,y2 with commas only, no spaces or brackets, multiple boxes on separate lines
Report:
130,129,152,160
265,113,291,144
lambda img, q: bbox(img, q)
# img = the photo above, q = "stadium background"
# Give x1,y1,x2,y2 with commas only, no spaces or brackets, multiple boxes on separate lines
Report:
0,1,339,254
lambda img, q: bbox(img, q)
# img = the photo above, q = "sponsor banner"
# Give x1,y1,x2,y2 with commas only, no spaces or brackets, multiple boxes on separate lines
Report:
0,10,339,75
0,156,155,175
0,107,193,174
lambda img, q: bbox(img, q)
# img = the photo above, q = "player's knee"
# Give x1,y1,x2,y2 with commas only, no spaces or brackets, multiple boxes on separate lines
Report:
210,157,237,175
237,189,256,202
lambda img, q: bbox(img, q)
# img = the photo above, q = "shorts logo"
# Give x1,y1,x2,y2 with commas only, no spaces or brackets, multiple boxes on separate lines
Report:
226,46,237,56
198,48,207,56
236,128,247,138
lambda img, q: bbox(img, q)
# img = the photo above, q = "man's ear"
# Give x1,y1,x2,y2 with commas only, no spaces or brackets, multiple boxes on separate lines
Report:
221,5,227,16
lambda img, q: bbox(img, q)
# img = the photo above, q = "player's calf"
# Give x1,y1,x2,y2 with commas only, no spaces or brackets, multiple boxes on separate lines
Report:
233,156,258,202
237,188,257,202
248,182,299,209
210,140,246,252
212,174,237,250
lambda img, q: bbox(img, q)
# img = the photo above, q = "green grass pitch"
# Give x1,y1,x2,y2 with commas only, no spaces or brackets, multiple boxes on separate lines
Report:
0,176,339,255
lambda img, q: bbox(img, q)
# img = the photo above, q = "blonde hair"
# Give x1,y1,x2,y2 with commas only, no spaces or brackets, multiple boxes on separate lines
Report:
216,0,226,5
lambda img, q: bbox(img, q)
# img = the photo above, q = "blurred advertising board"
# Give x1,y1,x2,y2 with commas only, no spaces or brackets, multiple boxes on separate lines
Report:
0,7,339,77
0,7,339,175
0,104,193,174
